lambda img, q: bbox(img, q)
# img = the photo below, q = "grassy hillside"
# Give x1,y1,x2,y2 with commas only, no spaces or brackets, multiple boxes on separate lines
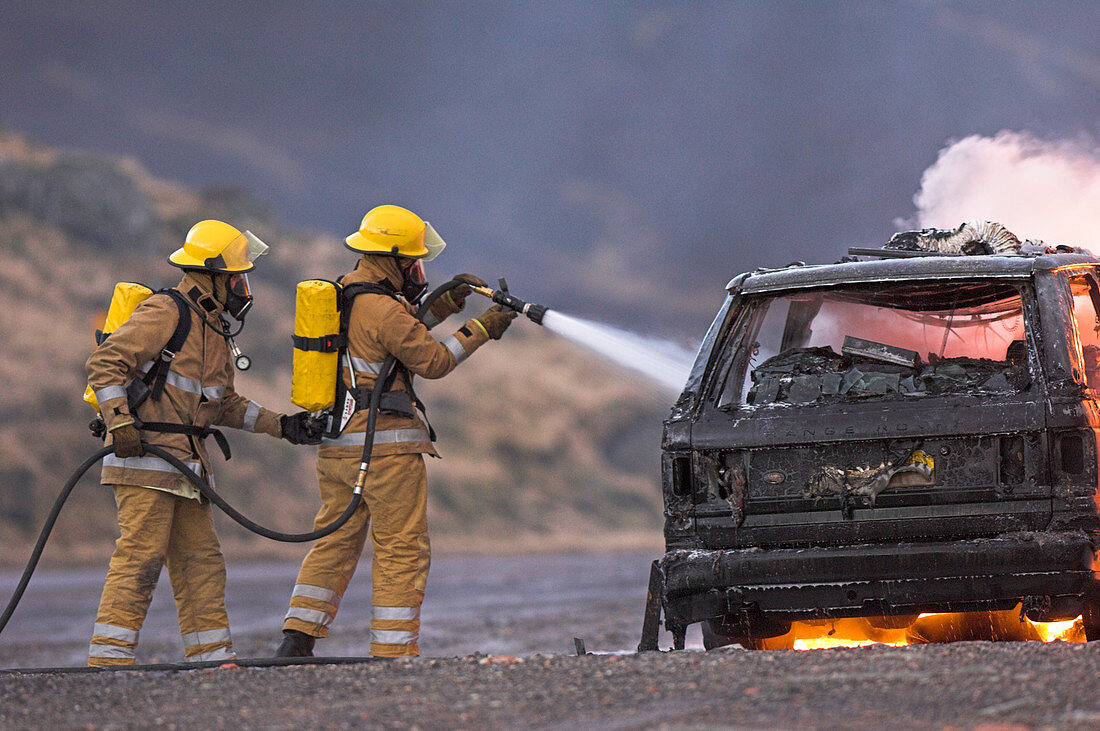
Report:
0,130,670,566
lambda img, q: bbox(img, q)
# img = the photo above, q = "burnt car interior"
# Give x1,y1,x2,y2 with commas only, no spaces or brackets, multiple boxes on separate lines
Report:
715,281,1030,409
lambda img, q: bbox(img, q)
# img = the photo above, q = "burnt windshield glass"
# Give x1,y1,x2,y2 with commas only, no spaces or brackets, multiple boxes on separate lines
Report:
714,281,1029,408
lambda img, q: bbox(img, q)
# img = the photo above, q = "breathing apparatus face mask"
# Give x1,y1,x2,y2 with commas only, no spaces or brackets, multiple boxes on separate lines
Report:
401,259,428,303
224,272,254,321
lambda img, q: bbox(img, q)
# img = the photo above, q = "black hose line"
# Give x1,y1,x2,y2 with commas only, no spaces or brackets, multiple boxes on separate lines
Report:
348,278,466,488
2,655,387,675
0,446,114,637
151,444,363,543
415,278,467,321
0,277,469,640
0,443,361,637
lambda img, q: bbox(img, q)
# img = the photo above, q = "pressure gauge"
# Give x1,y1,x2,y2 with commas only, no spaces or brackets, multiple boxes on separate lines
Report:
228,337,251,371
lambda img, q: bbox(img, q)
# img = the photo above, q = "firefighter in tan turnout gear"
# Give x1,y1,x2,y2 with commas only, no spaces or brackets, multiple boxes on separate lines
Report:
86,220,318,666
276,204,516,658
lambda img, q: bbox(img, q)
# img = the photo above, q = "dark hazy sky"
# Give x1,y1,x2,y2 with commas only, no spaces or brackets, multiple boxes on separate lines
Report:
3,1,1100,335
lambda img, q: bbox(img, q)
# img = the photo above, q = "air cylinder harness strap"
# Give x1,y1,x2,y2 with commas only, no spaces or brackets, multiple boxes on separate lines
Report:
314,279,438,441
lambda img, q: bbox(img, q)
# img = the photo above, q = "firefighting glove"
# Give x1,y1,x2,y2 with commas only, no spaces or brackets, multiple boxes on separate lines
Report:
281,411,323,445
110,423,144,458
442,273,488,314
475,304,518,340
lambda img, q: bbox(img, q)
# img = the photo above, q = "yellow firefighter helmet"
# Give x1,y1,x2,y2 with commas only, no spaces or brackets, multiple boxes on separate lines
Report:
168,219,269,273
344,204,446,261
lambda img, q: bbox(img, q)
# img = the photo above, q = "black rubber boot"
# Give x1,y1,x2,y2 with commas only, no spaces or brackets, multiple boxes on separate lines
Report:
275,629,316,658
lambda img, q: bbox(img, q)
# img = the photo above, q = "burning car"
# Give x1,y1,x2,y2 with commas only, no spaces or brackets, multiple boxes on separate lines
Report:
639,222,1100,650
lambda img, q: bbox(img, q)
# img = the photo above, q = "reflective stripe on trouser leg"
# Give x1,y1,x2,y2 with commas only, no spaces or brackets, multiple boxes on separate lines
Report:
89,485,176,667
367,454,429,657
181,628,235,661
283,456,373,638
283,584,342,630
370,605,421,651
89,623,139,666
166,496,235,661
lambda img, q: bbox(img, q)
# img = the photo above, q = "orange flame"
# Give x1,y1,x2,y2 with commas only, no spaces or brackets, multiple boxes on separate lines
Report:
766,606,1084,650
1031,617,1081,643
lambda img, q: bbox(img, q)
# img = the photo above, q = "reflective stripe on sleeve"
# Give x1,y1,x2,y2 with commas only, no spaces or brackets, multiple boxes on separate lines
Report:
321,428,431,448
371,629,418,645
188,646,236,662
88,644,136,659
93,623,139,643
349,357,385,375
94,385,128,404
372,606,420,621
243,401,262,432
181,628,232,648
291,584,339,606
103,454,203,476
442,335,467,364
285,606,334,627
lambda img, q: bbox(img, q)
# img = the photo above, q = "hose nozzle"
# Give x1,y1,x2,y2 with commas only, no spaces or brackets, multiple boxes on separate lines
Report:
470,278,547,325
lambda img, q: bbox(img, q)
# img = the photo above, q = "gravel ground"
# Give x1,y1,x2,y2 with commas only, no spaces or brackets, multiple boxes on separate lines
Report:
0,554,679,667
5,555,1100,728
4,641,1100,729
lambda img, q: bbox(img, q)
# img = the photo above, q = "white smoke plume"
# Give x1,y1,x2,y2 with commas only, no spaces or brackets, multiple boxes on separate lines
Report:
905,131,1100,251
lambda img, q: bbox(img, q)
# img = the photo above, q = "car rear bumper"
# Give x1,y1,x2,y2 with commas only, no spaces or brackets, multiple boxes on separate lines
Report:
659,531,1098,627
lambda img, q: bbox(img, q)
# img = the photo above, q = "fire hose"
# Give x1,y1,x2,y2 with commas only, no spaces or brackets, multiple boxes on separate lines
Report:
0,277,548,639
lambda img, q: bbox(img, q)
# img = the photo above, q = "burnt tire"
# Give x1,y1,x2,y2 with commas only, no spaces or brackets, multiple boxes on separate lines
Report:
702,615,791,650
701,620,746,650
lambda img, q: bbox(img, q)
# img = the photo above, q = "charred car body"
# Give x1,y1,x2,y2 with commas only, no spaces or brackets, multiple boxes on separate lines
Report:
640,222,1100,650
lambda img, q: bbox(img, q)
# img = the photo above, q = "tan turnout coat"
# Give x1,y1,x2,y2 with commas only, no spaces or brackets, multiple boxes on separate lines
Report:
87,271,283,496
318,256,489,459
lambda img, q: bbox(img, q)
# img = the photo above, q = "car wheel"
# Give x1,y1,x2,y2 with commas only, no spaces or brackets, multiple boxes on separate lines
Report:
702,615,791,650
701,619,746,650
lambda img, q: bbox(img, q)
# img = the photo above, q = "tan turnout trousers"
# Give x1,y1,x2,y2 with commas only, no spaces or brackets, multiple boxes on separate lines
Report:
88,485,235,666
283,454,430,657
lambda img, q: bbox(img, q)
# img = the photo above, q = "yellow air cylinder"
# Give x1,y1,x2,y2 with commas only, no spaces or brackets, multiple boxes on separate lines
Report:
292,279,342,411
83,282,155,412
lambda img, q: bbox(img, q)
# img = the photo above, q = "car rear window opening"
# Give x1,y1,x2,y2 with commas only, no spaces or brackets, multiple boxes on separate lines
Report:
717,281,1028,407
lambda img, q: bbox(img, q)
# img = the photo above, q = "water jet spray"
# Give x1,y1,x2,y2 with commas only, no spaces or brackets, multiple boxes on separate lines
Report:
470,278,695,392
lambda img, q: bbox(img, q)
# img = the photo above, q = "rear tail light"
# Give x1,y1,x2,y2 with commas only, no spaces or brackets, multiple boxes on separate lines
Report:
1055,430,1094,482
1060,434,1085,475
671,456,693,497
